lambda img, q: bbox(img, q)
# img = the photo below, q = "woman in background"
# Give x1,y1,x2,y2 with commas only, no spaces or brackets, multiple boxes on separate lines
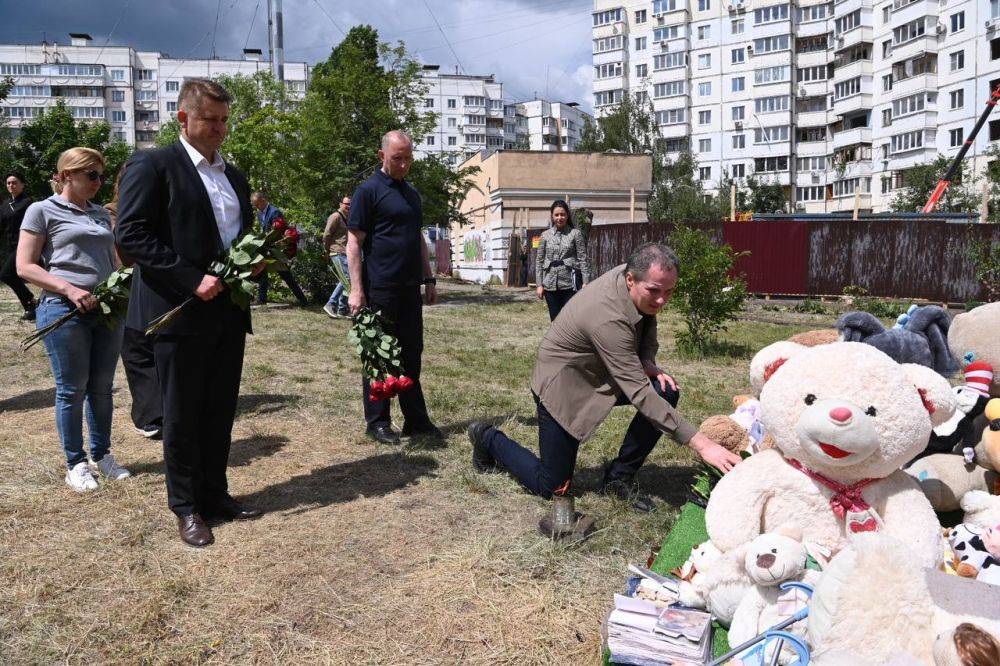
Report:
535,199,589,321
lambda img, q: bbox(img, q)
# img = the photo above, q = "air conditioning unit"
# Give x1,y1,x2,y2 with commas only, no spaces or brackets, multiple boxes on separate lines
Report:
797,86,808,97
935,22,947,35
735,120,744,130
657,16,665,25
660,40,670,48
735,0,745,9
612,26,620,35
837,36,845,46
728,3,737,12
747,44,754,53
986,19,997,31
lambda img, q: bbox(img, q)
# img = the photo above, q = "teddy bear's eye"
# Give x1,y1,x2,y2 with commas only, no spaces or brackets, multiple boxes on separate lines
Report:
804,394,817,405
865,406,877,417
771,548,777,553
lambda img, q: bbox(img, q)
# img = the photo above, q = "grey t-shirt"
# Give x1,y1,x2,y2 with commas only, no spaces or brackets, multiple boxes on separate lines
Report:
21,195,117,293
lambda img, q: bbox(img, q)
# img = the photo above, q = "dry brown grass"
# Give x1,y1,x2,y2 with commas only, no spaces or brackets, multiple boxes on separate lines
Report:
0,283,826,664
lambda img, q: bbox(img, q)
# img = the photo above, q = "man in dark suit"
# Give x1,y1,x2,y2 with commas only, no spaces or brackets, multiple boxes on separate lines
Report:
116,78,262,547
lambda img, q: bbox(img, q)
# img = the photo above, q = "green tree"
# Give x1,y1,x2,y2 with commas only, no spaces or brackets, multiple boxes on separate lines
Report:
154,117,181,147
295,25,436,220
406,153,481,228
649,149,716,223
11,101,131,202
743,172,787,213
577,93,659,155
891,154,979,213
669,223,749,354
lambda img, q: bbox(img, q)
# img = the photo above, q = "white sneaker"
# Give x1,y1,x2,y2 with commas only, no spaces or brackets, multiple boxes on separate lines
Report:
95,453,131,480
323,303,340,319
66,461,99,493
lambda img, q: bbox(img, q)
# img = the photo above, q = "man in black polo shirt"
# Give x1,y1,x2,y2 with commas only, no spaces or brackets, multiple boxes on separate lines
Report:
347,130,442,445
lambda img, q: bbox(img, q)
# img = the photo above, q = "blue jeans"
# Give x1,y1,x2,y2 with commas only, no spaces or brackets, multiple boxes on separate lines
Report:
485,380,680,497
37,297,124,468
326,254,349,311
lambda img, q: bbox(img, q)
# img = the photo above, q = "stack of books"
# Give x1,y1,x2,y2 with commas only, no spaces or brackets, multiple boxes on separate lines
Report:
607,568,714,666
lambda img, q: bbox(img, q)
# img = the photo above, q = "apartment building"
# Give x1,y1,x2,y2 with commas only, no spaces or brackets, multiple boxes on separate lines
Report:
592,0,1000,213
1,34,308,147
516,100,592,151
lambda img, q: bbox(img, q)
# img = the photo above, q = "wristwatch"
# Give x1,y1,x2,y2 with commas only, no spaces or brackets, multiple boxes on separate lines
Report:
422,277,437,285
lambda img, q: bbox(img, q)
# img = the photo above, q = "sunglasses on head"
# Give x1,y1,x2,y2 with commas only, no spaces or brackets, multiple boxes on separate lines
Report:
82,170,107,184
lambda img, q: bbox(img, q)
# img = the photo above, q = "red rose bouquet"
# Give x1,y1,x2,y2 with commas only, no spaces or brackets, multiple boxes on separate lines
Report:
330,256,414,401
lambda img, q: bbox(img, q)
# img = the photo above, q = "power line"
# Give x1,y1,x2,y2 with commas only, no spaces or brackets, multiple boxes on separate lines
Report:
93,0,134,63
396,0,581,36
309,0,348,37
417,5,584,53
421,0,466,75
210,0,225,59
244,0,262,51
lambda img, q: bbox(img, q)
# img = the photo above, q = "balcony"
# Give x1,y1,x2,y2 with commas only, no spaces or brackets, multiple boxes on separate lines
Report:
829,193,872,210
833,126,872,149
888,36,939,63
797,19,831,38
833,92,873,116
796,171,829,187
753,170,792,186
833,60,871,84
833,26,873,52
796,51,830,68
831,160,874,179
796,139,831,156
891,0,939,28
796,109,831,127
886,109,937,133
889,73,937,99
659,122,690,138
799,80,830,98
592,21,628,40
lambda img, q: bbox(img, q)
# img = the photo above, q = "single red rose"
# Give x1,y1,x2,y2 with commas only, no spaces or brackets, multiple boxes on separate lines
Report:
284,244,298,259
384,375,399,397
396,375,415,393
272,218,287,233
284,227,300,239
368,380,386,401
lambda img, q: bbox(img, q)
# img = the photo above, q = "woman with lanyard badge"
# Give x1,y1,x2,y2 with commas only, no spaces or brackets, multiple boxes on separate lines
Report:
16,147,131,493
535,199,589,321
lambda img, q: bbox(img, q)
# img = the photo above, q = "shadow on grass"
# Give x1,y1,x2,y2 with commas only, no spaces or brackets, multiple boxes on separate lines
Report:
242,452,438,515
126,434,291,476
0,387,54,412
574,463,699,509
434,290,534,308
236,393,301,417
436,414,539,437
675,340,753,360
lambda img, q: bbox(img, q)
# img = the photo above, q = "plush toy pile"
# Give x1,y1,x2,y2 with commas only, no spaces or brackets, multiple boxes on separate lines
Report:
668,302,1000,665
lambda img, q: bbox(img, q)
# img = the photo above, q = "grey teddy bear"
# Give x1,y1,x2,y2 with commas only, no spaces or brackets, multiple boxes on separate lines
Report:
836,305,958,377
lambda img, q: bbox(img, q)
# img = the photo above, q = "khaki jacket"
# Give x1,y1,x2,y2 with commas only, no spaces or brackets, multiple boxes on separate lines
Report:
323,210,347,257
530,264,697,445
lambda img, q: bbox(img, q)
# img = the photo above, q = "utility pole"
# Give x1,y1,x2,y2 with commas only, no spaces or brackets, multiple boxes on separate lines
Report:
266,0,274,68
266,0,285,83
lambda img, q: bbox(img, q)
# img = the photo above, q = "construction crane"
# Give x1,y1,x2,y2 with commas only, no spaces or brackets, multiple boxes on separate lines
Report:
922,82,1000,213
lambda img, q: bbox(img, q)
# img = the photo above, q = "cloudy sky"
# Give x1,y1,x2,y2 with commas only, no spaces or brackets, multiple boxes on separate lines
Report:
1,0,595,112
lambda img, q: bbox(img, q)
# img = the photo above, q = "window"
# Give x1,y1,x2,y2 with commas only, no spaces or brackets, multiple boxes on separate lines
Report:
596,62,623,79
699,82,712,96
111,69,125,81
136,69,156,80
653,0,678,14
166,101,177,112
0,106,43,118
754,4,789,25
111,110,126,123
0,64,41,75
950,89,964,110
464,96,485,106
798,4,829,22
699,166,712,181
593,35,624,53
798,96,827,112
797,36,828,53
754,125,789,143
699,110,711,124
883,39,892,59
166,80,179,92
796,156,827,171
835,10,860,35
950,128,964,147
447,117,456,127
834,77,862,100
991,119,1000,142
653,25,680,41
424,98,434,108
635,63,647,78
653,52,687,70
464,114,485,126
447,98,456,109
993,0,1000,19
732,105,745,120
699,138,712,152
755,65,789,85
891,93,927,119
137,110,158,122
111,90,125,102
653,81,686,98
594,90,623,106
797,186,826,202
889,130,926,154
733,134,746,149
950,12,965,33
136,90,157,101
698,0,710,10
656,109,687,125
593,8,623,26
635,36,647,51
136,131,157,142
797,127,827,142
732,76,745,92
698,54,712,69
754,95,790,113
833,178,870,197
697,25,710,40
797,66,826,83
58,64,103,76
732,19,745,35
448,136,457,146
70,107,105,119
883,6,891,23
883,74,894,92
635,9,647,23
731,48,745,64
754,156,789,172
732,163,746,178
9,85,50,96
950,50,965,72
893,18,926,45
753,35,790,54
425,136,435,146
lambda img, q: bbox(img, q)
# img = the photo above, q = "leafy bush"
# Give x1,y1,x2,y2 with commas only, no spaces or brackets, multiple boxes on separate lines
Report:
669,224,749,354
842,285,907,319
793,299,830,315
291,235,337,304
969,239,1000,302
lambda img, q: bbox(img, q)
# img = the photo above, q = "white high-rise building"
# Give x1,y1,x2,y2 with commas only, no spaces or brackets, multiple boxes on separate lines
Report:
516,100,592,151
0,34,309,148
592,0,1000,213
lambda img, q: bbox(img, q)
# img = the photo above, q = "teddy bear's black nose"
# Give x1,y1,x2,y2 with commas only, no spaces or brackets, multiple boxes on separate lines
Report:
756,553,777,569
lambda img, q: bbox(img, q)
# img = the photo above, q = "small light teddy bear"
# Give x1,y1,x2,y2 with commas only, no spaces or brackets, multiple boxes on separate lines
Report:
728,526,822,665
676,540,750,626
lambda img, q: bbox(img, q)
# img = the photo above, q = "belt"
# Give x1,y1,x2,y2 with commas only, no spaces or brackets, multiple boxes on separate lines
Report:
549,260,565,267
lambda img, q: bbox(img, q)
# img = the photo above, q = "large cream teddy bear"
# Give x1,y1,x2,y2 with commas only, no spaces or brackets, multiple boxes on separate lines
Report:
806,533,1000,665
708,341,956,570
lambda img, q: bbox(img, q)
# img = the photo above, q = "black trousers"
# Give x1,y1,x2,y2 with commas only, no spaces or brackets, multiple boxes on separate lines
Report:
362,286,432,431
256,269,308,305
0,251,35,309
120,327,162,429
543,288,575,321
153,315,246,517
486,380,681,498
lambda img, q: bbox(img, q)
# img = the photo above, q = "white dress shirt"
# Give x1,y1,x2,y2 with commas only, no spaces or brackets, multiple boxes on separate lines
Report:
179,135,242,249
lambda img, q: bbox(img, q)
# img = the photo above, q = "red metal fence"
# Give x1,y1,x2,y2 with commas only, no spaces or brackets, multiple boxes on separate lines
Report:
584,221,1000,303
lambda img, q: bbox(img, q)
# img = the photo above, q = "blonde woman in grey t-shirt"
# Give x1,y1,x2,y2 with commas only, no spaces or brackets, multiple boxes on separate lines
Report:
16,147,130,493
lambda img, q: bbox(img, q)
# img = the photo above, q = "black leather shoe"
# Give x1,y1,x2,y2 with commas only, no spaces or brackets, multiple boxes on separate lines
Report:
467,422,500,473
207,496,263,521
600,479,657,513
366,424,401,445
402,423,445,442
177,513,214,547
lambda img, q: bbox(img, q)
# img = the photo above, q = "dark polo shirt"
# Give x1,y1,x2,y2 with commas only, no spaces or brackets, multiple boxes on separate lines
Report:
348,169,424,290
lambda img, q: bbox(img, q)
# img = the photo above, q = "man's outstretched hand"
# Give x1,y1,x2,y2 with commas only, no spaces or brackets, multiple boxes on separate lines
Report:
689,432,741,474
